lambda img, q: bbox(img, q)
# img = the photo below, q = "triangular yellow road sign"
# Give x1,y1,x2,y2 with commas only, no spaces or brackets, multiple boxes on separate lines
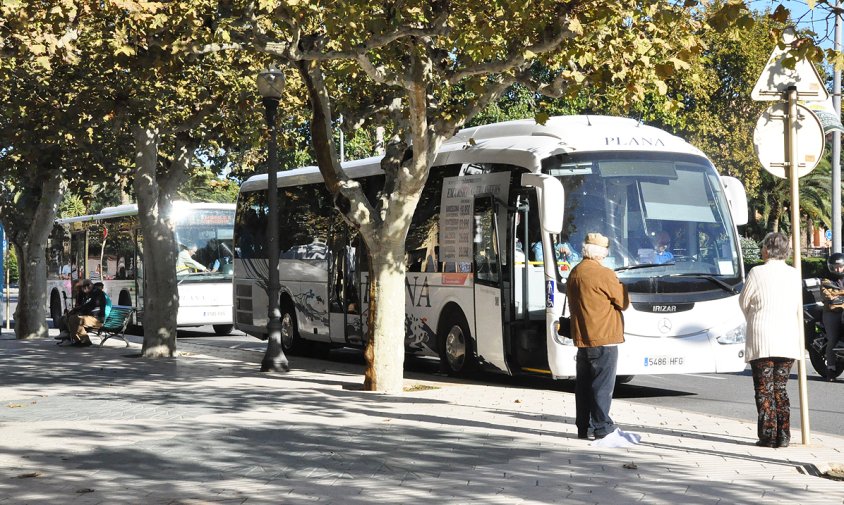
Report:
751,44,828,102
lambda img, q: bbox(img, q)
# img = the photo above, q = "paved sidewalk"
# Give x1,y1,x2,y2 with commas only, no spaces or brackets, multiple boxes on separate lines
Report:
1,329,842,504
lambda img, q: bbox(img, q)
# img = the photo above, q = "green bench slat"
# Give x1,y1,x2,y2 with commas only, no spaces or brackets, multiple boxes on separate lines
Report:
98,305,135,347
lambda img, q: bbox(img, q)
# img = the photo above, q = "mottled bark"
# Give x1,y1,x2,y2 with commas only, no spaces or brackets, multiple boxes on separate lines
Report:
297,54,456,392
12,171,63,339
132,125,184,357
363,235,412,393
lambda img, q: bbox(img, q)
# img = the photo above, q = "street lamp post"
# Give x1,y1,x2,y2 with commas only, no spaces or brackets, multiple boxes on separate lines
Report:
257,68,290,373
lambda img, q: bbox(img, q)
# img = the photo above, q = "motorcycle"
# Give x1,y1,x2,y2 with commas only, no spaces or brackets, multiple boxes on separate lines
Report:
802,278,844,379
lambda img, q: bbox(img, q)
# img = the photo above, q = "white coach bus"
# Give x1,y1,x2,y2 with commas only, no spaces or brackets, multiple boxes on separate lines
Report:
234,116,749,379
46,202,236,335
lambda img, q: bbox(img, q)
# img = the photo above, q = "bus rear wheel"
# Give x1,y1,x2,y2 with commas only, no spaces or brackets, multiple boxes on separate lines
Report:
280,305,306,355
50,290,64,327
213,324,233,336
438,313,476,376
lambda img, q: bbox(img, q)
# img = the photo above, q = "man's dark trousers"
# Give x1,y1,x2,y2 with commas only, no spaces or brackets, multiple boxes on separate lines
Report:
575,345,618,438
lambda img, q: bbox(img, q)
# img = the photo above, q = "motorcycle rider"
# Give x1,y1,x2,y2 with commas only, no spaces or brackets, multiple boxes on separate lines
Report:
820,252,844,382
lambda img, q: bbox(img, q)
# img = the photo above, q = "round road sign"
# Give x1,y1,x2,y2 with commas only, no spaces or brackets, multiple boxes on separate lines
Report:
753,102,825,179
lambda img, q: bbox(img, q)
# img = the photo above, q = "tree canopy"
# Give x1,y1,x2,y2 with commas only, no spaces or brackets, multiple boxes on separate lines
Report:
2,0,843,387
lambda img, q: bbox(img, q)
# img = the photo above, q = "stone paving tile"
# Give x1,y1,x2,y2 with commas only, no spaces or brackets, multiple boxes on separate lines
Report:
2,335,844,504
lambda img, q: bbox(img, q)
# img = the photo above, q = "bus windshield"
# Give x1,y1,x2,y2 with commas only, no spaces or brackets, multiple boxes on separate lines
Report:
544,152,741,294
173,208,235,280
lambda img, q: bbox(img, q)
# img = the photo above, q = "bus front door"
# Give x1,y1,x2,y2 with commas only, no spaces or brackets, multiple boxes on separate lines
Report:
472,196,510,374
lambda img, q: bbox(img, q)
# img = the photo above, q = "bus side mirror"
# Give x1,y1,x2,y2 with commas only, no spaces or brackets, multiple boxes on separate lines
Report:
720,176,748,226
521,173,564,234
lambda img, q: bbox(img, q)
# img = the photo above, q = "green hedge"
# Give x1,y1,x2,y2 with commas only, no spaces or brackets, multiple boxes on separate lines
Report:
743,256,827,279
3,246,17,284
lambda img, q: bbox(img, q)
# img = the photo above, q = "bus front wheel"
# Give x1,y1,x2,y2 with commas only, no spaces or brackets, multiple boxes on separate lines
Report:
438,313,477,376
50,290,64,327
616,375,634,385
213,324,233,336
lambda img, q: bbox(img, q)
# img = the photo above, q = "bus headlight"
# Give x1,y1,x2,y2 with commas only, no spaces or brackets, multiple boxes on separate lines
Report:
716,323,746,345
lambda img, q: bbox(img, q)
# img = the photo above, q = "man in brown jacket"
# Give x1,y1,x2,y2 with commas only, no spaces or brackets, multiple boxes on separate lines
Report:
567,232,629,439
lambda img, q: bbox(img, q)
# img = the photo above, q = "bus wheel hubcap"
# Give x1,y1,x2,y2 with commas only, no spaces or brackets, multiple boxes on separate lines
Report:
445,325,466,371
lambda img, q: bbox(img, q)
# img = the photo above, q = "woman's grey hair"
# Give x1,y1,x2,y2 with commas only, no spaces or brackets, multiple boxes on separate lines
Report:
761,232,790,260
582,243,609,260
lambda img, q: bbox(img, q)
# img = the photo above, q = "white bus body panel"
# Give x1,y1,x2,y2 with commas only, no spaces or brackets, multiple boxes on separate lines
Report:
473,283,509,372
234,258,332,341
405,273,475,359
176,282,233,326
547,294,746,377
280,259,331,340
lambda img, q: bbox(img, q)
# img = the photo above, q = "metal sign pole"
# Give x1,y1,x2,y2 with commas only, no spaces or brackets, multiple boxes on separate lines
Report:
4,248,10,330
787,86,811,445
835,3,842,254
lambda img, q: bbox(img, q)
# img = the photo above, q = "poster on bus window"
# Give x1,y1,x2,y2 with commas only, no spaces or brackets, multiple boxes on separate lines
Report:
440,172,510,265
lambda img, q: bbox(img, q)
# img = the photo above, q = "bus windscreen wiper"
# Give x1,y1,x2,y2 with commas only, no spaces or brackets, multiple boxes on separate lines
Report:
614,262,675,272
665,273,739,294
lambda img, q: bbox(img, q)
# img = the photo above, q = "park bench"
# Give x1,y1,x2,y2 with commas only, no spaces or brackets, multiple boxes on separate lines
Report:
97,305,135,347
56,305,136,347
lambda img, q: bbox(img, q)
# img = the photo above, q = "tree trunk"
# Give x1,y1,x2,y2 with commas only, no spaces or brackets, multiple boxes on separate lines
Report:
13,238,50,339
363,238,409,393
12,171,63,339
132,126,180,357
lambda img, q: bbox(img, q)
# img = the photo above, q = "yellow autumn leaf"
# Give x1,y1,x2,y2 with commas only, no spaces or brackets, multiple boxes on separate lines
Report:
110,0,142,12
35,56,52,70
567,17,583,35
670,57,690,70
138,1,165,12
114,45,136,57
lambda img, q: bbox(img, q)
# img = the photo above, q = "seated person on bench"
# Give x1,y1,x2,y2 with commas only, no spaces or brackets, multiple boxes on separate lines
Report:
66,281,110,346
56,279,90,336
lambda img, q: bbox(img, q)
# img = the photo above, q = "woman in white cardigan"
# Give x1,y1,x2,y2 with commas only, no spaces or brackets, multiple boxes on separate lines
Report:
739,232,802,448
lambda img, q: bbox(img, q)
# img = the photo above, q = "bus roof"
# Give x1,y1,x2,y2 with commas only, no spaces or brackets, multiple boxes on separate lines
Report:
240,115,705,192
56,201,235,224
